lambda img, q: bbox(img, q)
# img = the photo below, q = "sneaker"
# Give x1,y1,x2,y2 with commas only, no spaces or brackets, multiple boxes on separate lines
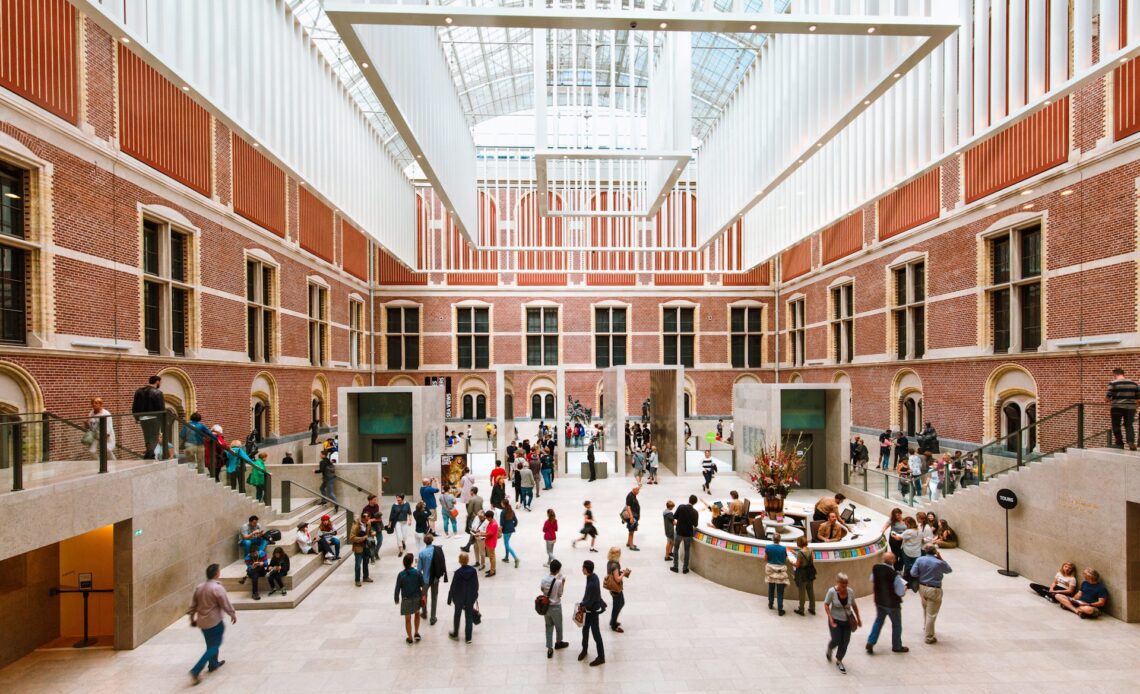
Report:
865,644,874,655
555,641,570,649
628,545,640,551
778,609,786,616
207,660,225,673
514,558,520,568
547,648,554,659
664,556,672,562
363,577,374,583
268,589,278,596
589,657,605,667
355,581,362,587
808,608,816,615
406,638,413,644
252,593,260,600
280,590,287,597
414,633,422,642
793,608,804,615
683,569,689,574
465,639,472,644
190,671,200,685
430,617,437,626
892,646,910,653
670,567,679,573
768,604,775,610
449,632,458,641
589,548,598,553
238,576,246,585
836,662,846,674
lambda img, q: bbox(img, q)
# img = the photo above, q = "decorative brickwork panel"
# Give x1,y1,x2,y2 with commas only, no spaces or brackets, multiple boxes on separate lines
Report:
586,273,636,286
781,238,812,282
964,97,1069,202
1114,56,1140,141
654,272,704,286
517,272,567,286
232,134,286,237
118,45,211,196
0,0,77,123
723,261,771,287
298,187,334,262
376,247,426,286
821,211,864,264
879,169,940,241
447,272,497,286
341,221,369,281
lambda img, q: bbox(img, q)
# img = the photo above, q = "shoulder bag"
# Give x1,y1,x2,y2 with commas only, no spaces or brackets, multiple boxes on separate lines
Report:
535,578,555,616
602,571,622,593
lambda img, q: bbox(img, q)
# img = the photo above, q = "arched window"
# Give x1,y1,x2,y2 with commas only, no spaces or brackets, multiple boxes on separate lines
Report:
531,394,542,419
683,392,691,419
903,395,922,437
252,397,269,443
311,397,322,430
544,393,555,419
1000,397,1037,452
476,394,487,420
463,394,475,420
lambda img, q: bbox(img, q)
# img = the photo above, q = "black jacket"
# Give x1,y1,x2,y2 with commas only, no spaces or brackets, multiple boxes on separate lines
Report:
581,572,605,612
430,544,449,583
131,385,165,418
447,565,479,608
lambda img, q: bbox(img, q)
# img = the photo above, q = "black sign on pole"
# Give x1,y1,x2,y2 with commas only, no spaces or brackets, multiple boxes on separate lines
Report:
996,488,1019,577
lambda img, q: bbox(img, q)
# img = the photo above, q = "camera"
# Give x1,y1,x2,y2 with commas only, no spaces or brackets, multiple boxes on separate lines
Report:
630,21,637,29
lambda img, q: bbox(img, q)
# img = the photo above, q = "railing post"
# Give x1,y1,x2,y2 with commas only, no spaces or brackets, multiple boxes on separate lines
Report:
264,469,272,507
282,480,291,514
862,468,868,492
1076,403,1085,448
161,409,170,459
238,459,246,495
40,413,49,464
1015,430,1023,470
98,415,108,474
4,421,21,492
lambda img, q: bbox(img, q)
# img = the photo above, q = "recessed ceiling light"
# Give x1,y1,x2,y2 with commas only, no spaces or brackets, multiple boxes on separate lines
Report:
252,143,260,148
816,142,823,147
444,17,453,24
361,62,369,69
893,72,902,78
749,24,757,31
808,25,817,32
659,22,668,29
1023,203,1035,209
1020,188,1034,195
864,100,871,105
121,37,130,44
867,27,876,34
1060,189,1074,196
182,85,189,91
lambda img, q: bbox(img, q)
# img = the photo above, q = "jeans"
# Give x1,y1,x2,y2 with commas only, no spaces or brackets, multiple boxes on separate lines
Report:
918,585,943,639
541,468,553,489
443,514,458,535
503,533,518,562
828,619,852,661
581,611,604,658
353,552,369,582
1111,406,1136,446
240,538,267,556
880,451,891,469
267,570,285,592
521,487,534,509
245,567,263,595
139,417,161,460
867,605,904,650
545,540,556,564
318,536,341,559
422,579,440,620
767,583,786,610
319,477,337,503
190,621,225,676
608,591,625,628
452,605,474,641
797,581,816,611
673,536,693,571
544,604,563,648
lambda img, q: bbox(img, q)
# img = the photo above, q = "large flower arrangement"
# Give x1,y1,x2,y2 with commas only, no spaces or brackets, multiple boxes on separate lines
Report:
748,441,805,499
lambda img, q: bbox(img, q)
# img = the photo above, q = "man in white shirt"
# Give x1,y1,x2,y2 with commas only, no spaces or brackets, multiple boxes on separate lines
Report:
541,559,570,657
187,563,237,683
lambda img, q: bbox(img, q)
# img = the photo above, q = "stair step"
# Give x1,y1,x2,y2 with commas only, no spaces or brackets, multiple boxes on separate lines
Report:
229,554,351,610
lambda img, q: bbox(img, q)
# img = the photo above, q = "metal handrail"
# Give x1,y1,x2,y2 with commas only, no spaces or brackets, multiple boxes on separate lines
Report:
280,479,347,515
332,474,376,499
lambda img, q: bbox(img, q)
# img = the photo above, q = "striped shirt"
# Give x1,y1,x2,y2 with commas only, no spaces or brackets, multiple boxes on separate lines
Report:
702,458,717,476
1107,378,1140,409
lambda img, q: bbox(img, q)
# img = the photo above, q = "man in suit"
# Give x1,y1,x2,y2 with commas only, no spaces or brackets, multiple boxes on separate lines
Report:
579,560,605,666
587,441,597,482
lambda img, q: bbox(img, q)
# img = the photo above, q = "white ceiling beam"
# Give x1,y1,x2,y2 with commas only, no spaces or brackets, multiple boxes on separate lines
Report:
323,4,960,38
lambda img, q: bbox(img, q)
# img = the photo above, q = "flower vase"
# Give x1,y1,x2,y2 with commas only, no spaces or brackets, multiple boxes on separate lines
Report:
763,495,785,518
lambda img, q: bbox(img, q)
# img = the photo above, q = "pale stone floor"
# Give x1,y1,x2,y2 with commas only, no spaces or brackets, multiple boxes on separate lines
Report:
3,473,1139,694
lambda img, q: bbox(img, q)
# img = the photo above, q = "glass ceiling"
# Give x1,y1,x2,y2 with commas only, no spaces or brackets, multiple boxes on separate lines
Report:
286,0,789,169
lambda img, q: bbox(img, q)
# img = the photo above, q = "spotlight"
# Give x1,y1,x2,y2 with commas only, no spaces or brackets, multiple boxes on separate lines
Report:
445,17,453,24
749,24,757,31
867,27,876,34
659,22,668,29
808,25,817,32
1060,189,1074,196
361,62,369,69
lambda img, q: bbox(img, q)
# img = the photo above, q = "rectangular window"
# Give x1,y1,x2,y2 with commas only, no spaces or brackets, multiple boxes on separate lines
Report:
829,283,854,364
385,305,420,370
789,299,806,366
0,163,28,345
246,259,276,362
662,306,695,367
307,283,329,367
140,217,193,356
730,306,763,368
457,307,490,369
526,306,559,366
594,307,627,367
349,300,365,369
987,224,1043,354
892,260,926,360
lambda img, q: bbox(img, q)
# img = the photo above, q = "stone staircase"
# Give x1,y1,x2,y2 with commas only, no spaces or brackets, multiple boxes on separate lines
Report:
220,497,353,610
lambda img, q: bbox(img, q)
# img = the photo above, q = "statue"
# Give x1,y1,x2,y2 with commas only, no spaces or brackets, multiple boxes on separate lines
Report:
641,397,651,425
566,396,592,428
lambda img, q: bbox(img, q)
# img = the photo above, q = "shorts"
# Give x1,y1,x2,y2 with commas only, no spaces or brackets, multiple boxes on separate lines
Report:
625,519,639,532
429,508,438,522
580,526,597,537
400,597,421,616
665,531,675,542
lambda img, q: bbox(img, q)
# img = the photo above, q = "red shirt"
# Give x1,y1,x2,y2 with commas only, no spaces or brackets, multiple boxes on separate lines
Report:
490,466,507,485
543,519,558,541
484,520,500,549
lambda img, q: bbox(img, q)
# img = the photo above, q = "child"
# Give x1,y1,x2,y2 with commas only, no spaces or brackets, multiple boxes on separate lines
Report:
543,508,558,567
663,500,676,562
571,500,598,552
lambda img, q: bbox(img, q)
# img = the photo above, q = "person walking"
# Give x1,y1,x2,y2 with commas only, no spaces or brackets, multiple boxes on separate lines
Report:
824,572,861,674
85,397,116,461
632,446,646,485
418,533,448,626
439,486,458,538
578,560,606,666
131,375,165,459
463,487,483,541
482,510,500,577
447,552,479,643
571,500,598,552
700,450,717,493
1107,367,1139,450
764,533,790,615
186,563,236,684
519,463,536,511
671,495,699,574
540,446,555,490
315,450,337,504
792,535,817,615
543,509,558,567
865,552,909,654
623,486,641,551
350,513,375,587
500,501,520,568
541,559,570,658
878,428,893,469
460,468,475,505
389,494,412,556
910,544,952,644
420,477,440,535
394,553,424,644
179,411,209,470
603,547,629,633
586,440,597,482
412,501,430,553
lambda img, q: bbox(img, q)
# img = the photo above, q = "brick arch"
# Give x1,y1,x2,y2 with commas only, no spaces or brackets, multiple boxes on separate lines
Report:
311,374,331,427
983,364,1038,440
388,375,417,387
157,366,196,418
889,368,923,431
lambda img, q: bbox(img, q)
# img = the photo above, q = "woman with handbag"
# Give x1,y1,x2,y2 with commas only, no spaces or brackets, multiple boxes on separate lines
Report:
824,572,862,674
85,397,115,460
447,552,479,643
482,511,500,577
603,547,629,633
439,487,458,538
792,535,817,616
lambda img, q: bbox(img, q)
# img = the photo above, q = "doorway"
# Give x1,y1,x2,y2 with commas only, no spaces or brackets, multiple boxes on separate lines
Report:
372,438,411,495
782,431,823,488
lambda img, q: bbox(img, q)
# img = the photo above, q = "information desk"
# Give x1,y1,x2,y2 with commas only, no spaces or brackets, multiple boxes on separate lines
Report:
690,499,887,597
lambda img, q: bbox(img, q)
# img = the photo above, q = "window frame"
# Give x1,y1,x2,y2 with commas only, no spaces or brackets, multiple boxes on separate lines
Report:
140,215,196,357
455,304,491,369
593,304,628,368
788,298,807,367
984,222,1044,355
525,305,560,366
384,302,421,371
890,258,926,361
729,303,764,368
307,281,330,367
661,304,697,368
828,282,855,364
245,255,278,363
348,298,366,369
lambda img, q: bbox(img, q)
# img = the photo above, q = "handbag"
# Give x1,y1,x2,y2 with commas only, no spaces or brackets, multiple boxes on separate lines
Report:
81,429,96,446
572,603,585,627
602,572,622,593
450,507,459,519
535,578,555,616
472,603,482,625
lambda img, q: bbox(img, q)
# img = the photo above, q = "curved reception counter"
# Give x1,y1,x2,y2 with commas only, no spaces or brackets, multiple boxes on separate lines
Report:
689,498,888,597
